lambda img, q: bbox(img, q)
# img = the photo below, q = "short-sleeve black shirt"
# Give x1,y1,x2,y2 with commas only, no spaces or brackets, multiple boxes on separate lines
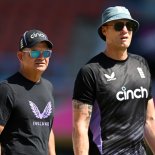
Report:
0,72,54,155
73,53,152,155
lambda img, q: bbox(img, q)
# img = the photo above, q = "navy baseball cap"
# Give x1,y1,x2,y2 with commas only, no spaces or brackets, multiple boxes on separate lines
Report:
19,29,53,50
98,6,139,40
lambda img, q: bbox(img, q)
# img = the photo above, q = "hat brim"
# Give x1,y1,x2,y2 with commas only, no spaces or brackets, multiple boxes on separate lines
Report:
27,39,53,49
98,18,139,41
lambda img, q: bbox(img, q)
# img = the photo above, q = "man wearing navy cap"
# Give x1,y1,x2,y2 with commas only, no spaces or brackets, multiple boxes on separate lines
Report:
0,29,56,155
72,6,155,155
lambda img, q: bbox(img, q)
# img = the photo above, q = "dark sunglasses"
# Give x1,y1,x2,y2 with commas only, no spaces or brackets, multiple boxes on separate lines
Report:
23,49,52,58
106,21,136,32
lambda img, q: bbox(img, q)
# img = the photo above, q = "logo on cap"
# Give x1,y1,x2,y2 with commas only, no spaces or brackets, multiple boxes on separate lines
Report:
20,38,24,49
30,32,47,39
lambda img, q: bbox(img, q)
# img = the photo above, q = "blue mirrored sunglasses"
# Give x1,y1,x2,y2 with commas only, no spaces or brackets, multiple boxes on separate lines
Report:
23,50,52,58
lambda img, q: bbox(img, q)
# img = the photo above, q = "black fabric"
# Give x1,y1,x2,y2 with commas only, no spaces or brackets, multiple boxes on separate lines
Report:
88,129,101,155
73,52,152,154
0,72,54,155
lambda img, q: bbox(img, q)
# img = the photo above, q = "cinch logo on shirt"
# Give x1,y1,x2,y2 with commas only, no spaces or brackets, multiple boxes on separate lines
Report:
116,86,148,101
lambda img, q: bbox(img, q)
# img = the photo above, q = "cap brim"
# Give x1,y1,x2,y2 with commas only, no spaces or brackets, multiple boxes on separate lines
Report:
27,39,53,49
43,40,53,49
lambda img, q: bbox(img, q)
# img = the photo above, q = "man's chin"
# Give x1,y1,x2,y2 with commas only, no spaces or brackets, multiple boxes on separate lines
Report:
35,67,47,73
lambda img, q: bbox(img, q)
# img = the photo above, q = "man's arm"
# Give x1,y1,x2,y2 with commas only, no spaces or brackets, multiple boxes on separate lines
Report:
48,129,56,155
0,125,4,155
144,98,155,154
72,99,93,155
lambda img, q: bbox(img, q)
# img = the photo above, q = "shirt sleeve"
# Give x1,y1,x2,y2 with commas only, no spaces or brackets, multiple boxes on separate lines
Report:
0,82,14,126
143,57,152,100
73,65,96,105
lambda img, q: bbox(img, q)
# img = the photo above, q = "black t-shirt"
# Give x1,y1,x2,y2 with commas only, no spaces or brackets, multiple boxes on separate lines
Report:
73,52,152,155
0,72,54,155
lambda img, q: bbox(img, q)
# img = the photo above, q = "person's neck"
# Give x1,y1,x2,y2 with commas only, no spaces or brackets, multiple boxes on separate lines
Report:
104,47,128,61
19,69,42,83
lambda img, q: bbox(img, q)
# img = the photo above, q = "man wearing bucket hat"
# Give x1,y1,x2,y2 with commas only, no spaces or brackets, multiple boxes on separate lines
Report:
0,29,56,155
72,6,155,155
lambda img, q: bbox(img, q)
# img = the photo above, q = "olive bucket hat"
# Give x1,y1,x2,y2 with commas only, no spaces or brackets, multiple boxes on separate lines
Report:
98,6,139,40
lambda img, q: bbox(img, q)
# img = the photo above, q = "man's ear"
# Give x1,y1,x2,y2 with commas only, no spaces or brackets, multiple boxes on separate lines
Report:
17,51,23,62
101,26,106,36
